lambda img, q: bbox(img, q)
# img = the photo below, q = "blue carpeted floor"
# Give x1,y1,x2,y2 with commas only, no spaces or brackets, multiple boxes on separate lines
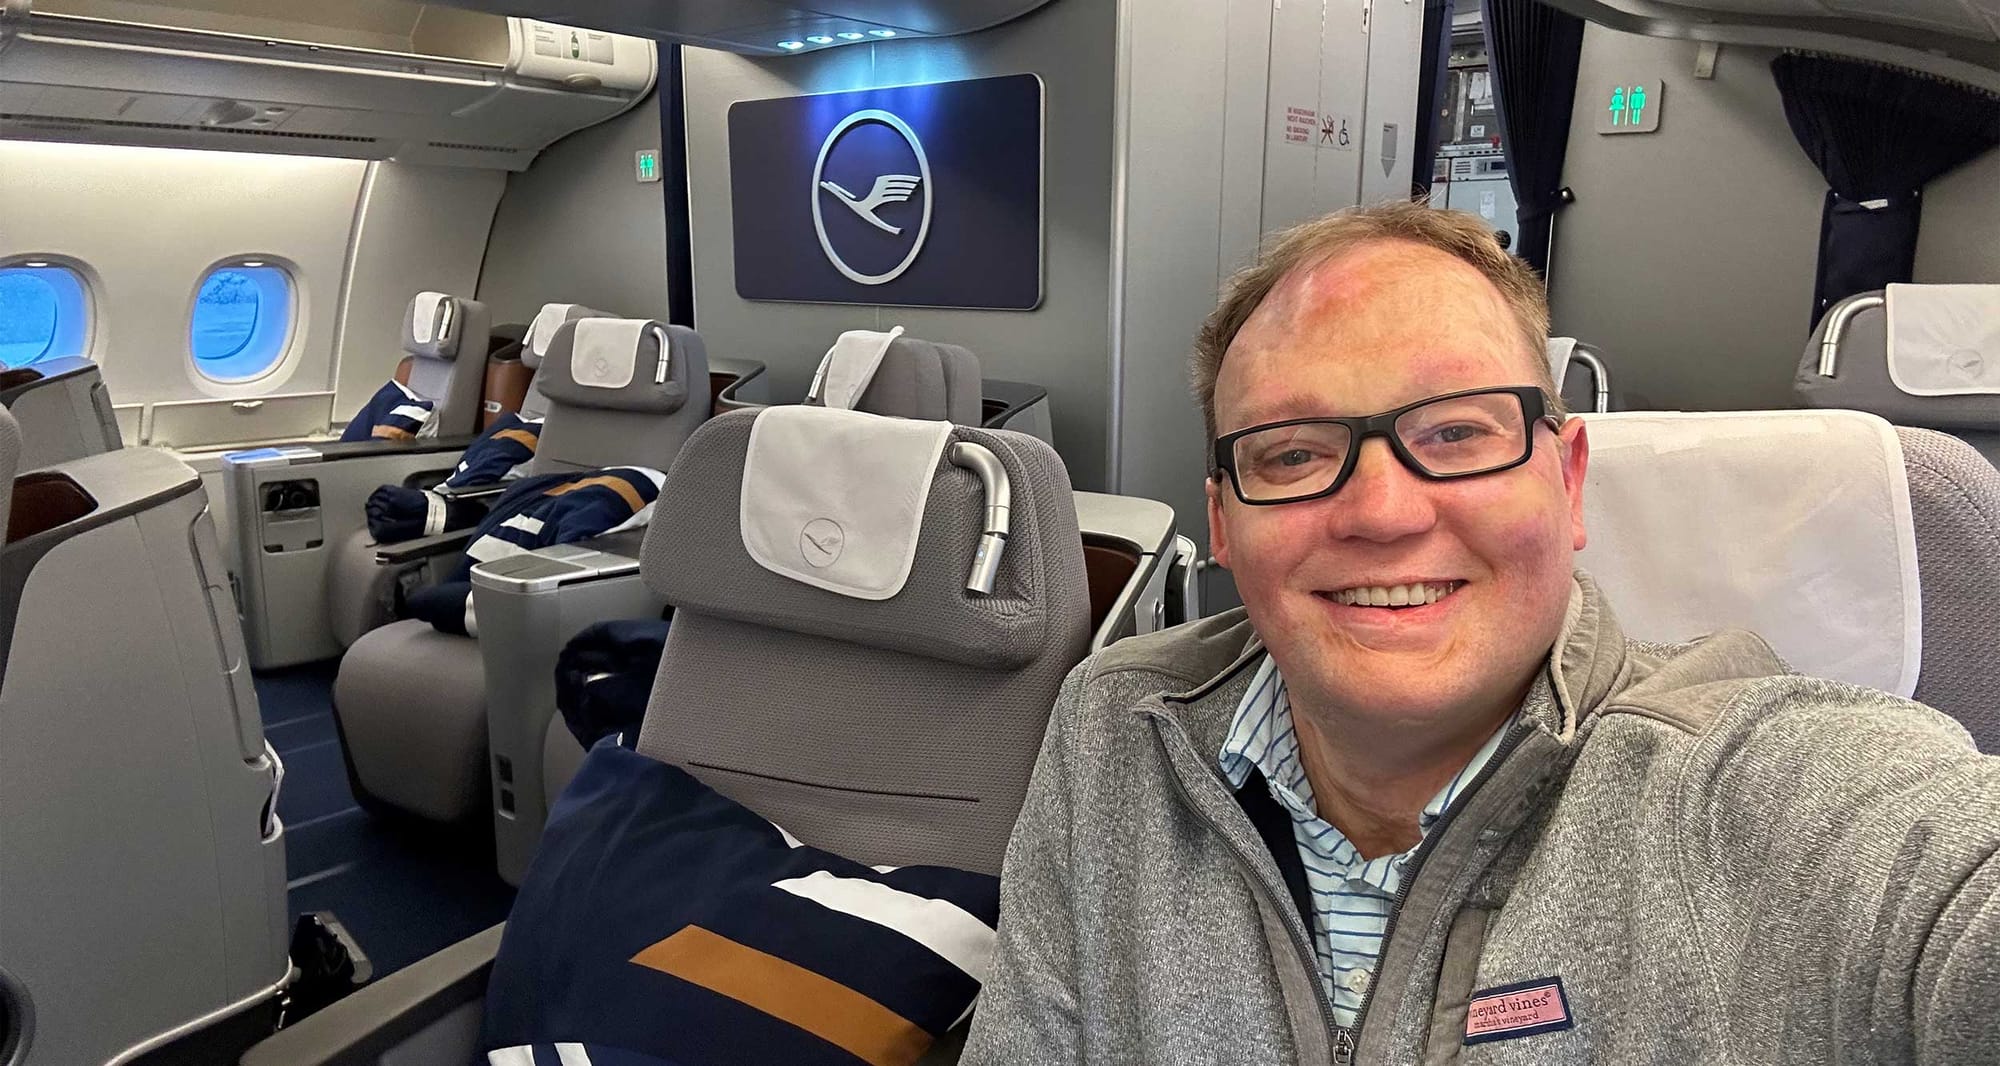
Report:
256,661,515,978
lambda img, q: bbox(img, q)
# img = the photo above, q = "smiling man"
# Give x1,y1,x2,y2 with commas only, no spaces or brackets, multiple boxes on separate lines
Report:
962,201,2000,1064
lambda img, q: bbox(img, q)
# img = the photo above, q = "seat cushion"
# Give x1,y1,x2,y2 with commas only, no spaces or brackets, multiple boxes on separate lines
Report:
334,620,489,822
482,742,997,1066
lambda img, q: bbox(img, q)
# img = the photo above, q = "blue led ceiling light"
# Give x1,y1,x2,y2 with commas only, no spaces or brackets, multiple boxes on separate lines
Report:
869,28,897,37
778,40,805,50
837,31,865,39
807,35,834,44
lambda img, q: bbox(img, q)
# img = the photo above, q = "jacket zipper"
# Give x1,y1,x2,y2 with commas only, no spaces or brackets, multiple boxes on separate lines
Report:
1336,720,1534,1065
1149,717,1345,1062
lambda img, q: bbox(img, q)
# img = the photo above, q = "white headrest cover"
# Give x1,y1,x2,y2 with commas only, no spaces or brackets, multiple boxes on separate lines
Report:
528,303,590,362
1885,283,2000,396
1546,337,1579,386
570,318,646,390
1576,410,1921,697
740,405,952,601
410,291,450,346
811,326,905,410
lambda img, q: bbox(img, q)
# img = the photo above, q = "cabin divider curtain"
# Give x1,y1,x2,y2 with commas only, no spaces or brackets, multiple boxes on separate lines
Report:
1411,0,1455,199
1772,52,2000,328
1481,0,1585,277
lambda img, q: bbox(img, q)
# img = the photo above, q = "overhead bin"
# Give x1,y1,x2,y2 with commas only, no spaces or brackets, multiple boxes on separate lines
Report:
411,0,1057,56
1541,0,2000,91
0,2,657,170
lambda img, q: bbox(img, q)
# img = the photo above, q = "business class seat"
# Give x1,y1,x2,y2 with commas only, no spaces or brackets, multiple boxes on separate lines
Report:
323,302,609,650
522,330,1183,878
225,290,496,668
241,401,1092,1066
0,406,295,1064
485,328,997,881
0,356,122,468
1797,285,2000,466
1577,408,2000,752
333,318,711,825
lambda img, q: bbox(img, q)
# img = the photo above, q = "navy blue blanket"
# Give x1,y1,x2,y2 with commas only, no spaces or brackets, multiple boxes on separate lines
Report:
482,742,998,1066
340,381,433,442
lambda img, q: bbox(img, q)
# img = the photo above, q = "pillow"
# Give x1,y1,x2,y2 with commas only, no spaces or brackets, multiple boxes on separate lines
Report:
482,742,998,1066
340,380,435,443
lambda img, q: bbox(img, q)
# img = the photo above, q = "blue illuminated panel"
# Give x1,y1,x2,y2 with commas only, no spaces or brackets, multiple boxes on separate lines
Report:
0,265,89,367
729,74,1043,310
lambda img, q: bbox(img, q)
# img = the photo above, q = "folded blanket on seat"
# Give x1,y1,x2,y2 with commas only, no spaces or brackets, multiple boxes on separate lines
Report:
340,380,434,443
402,466,668,635
482,741,998,1066
364,413,544,543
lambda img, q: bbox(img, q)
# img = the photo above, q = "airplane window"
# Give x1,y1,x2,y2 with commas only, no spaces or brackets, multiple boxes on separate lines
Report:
190,263,294,381
0,263,90,368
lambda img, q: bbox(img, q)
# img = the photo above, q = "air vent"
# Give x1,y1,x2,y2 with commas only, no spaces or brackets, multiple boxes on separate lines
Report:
425,140,519,154
0,113,379,144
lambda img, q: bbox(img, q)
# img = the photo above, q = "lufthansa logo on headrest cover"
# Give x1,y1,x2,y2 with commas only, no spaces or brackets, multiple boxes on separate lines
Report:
800,518,845,568
1949,349,1985,381
811,109,932,287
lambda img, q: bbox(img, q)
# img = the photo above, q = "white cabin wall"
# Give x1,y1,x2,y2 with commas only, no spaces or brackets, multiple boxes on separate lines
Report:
1550,25,2000,411
0,140,502,437
476,90,672,326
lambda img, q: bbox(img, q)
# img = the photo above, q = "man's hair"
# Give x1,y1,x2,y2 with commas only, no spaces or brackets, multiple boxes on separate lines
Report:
1192,200,1562,442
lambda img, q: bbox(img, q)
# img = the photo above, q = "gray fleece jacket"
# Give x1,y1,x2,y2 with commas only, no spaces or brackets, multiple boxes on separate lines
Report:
960,573,2000,1065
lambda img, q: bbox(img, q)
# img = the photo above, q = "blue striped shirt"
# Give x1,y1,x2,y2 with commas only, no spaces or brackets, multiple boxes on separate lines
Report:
1217,653,1519,1027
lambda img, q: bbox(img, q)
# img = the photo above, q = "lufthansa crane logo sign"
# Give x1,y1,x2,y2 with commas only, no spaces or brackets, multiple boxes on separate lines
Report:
811,109,932,286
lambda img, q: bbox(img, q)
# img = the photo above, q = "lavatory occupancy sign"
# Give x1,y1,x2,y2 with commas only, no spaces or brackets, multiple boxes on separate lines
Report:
728,73,1045,310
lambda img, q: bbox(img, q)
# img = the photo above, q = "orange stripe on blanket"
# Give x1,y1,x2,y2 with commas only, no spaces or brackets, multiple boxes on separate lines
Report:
629,925,933,1066
544,474,645,512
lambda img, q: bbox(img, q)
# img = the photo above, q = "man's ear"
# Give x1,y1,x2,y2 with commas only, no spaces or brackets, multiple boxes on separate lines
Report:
1559,418,1590,551
1206,477,1232,570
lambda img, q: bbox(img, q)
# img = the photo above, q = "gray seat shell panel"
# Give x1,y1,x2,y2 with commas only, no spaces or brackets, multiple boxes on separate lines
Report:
1798,292,2000,464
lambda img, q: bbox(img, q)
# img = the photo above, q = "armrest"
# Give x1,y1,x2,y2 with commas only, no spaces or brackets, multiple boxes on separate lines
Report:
222,436,479,467
375,528,476,565
240,924,502,1066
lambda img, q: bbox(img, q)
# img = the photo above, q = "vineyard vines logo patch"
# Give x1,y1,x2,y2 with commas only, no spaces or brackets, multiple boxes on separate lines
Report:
1464,976,1574,1046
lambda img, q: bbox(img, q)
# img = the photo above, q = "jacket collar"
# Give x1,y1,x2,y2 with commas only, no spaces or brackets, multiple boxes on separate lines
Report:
1141,571,1634,759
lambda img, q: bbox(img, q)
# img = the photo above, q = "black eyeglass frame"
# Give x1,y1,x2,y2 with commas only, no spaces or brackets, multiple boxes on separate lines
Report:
1211,385,1562,506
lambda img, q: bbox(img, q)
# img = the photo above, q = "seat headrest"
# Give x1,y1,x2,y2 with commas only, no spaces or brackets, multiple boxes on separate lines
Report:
1798,287,2000,433
402,291,465,360
538,319,691,414
809,332,984,424
1884,284,2000,397
1576,409,1921,697
525,303,603,370
643,408,1077,670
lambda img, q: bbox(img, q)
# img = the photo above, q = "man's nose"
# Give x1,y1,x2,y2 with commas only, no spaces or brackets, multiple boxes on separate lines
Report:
1323,437,1438,543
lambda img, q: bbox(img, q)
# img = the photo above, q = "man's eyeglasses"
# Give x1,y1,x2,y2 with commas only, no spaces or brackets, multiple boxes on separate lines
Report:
1212,385,1561,506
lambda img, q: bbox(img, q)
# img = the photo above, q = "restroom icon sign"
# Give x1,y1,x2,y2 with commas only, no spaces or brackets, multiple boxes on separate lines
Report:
1598,80,1662,134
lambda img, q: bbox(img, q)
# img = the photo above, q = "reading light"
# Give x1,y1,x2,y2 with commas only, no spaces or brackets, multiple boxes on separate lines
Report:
778,40,805,50
869,29,898,37
806,35,834,44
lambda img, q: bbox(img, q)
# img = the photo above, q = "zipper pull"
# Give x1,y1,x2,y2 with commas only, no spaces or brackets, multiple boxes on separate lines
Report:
1333,1027,1357,1066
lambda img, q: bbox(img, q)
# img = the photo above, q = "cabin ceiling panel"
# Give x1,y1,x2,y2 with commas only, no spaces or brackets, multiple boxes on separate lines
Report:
419,0,1057,53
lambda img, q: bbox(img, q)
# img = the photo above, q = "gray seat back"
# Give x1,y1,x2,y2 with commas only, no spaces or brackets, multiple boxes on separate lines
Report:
1797,288,2000,465
399,291,493,437
1,356,121,469
0,403,19,531
532,318,711,475
1896,426,2000,751
635,409,1090,875
812,335,985,424
519,303,605,420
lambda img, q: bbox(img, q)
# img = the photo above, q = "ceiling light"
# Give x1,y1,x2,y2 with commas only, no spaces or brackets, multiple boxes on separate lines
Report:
806,35,834,44
868,29,897,37
778,40,805,50
240,260,266,268
837,31,865,40
22,261,49,268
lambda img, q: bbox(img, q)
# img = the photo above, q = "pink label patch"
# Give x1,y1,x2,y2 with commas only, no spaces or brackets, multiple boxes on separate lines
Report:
1463,977,1574,1045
